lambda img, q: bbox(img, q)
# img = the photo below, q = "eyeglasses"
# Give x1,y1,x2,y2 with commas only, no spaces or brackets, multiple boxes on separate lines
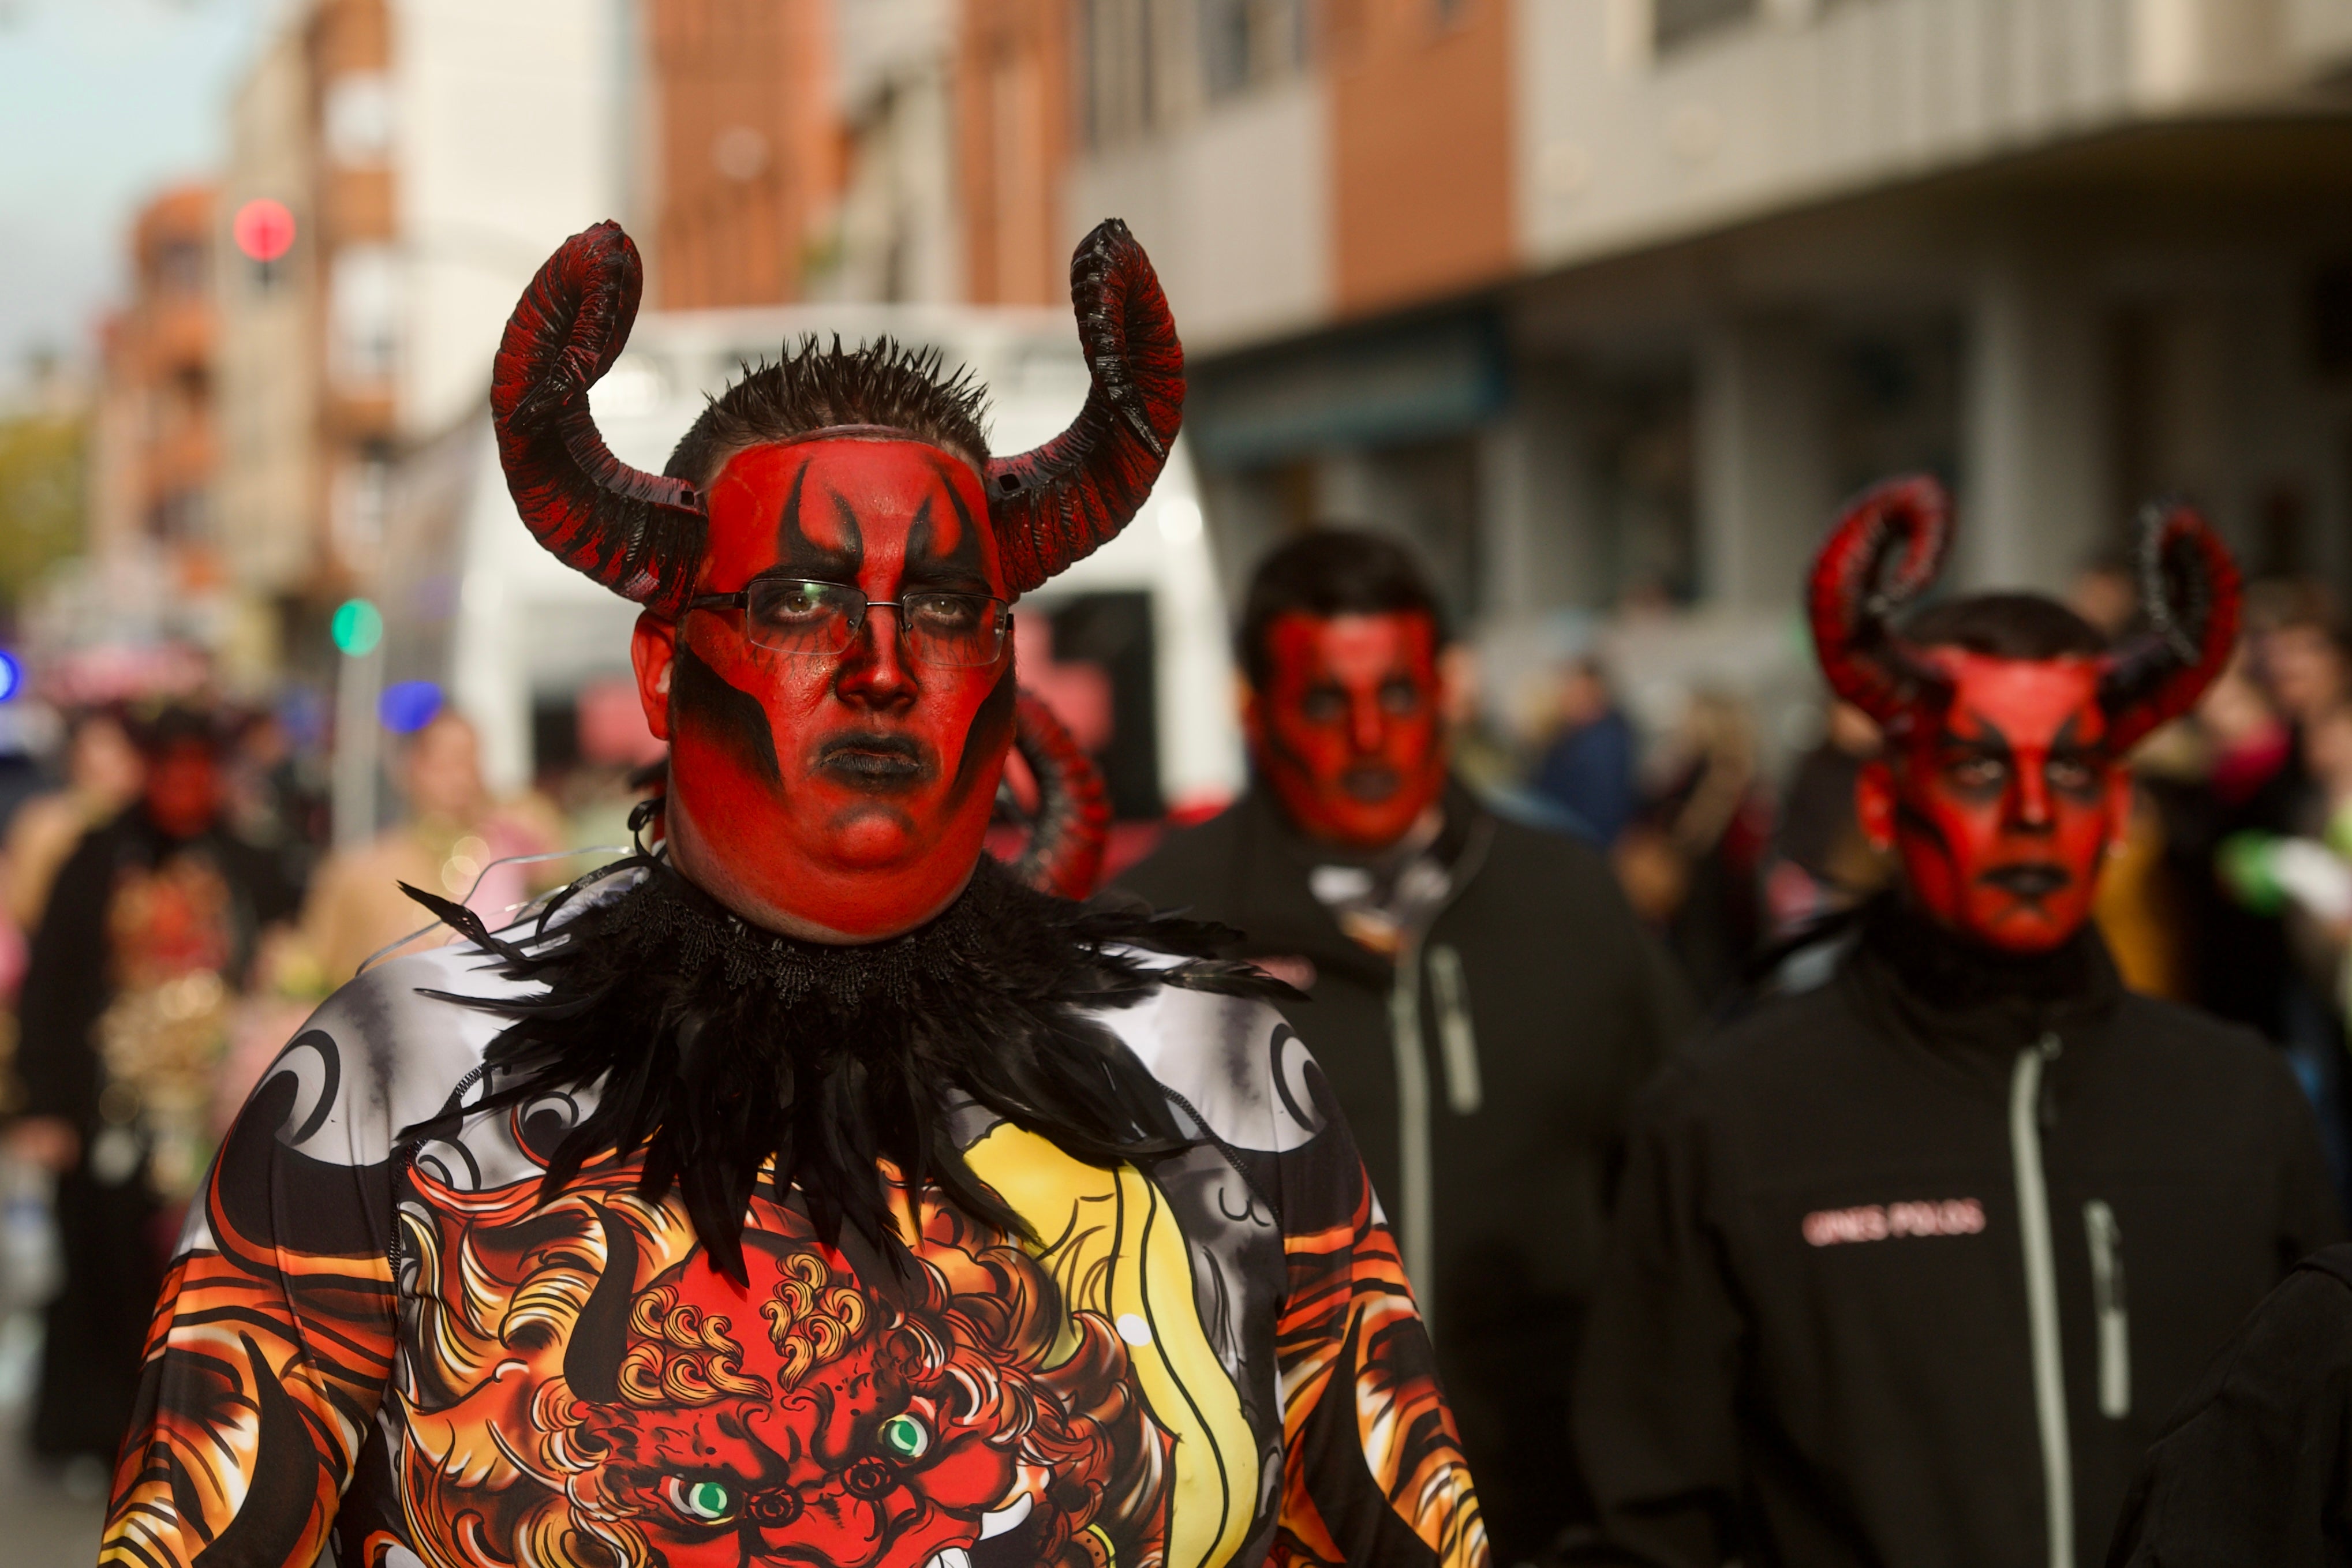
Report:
685,576,1011,668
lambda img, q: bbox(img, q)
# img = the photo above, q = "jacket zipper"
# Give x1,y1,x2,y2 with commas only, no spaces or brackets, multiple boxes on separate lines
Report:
1427,943,1482,1116
2010,1031,2073,1568
2084,1199,2130,1419
1382,815,1496,1316
1389,933,1434,1304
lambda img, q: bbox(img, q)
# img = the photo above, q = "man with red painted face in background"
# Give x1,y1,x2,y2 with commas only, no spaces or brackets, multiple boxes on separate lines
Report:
8,706,298,1476
1567,477,2342,1568
1117,529,1697,1565
100,224,1488,1568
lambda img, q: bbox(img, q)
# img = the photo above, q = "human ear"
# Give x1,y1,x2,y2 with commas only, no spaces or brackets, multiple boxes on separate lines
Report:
2102,766,2135,859
1856,759,1898,853
1238,673,1263,750
631,612,678,742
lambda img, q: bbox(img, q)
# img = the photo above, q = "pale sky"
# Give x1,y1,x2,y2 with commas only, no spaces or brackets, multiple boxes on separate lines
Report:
0,0,266,389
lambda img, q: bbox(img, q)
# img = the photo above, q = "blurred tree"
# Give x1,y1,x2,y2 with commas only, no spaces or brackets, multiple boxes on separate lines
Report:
0,410,85,613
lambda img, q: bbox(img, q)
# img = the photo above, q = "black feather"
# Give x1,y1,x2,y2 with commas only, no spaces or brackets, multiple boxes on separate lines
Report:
403,853,1282,1283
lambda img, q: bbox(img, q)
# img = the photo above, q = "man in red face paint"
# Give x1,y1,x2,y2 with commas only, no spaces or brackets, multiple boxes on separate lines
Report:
1119,529,1696,1563
104,225,1489,1568
1571,477,2342,1568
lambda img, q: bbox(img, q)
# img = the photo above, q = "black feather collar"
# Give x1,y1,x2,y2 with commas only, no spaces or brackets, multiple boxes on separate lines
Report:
401,854,1270,1281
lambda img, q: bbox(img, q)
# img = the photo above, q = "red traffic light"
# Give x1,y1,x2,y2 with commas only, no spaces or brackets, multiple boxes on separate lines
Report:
233,199,296,263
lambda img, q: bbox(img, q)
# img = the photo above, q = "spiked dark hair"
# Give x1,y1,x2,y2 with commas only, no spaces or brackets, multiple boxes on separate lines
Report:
664,336,991,488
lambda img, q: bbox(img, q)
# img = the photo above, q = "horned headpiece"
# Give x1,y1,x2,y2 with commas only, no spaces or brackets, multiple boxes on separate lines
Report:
490,219,1176,899
488,218,1183,619
1807,474,2241,751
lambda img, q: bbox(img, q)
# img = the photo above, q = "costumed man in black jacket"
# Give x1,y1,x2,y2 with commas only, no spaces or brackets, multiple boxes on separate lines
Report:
1570,476,2342,1568
1117,529,1697,1563
9,706,300,1469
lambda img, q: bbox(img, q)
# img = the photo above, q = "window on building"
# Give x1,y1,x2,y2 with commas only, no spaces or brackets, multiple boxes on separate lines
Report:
1654,0,1757,53
154,238,208,297
1202,0,1308,100
1078,0,1156,147
324,71,395,166
330,244,402,390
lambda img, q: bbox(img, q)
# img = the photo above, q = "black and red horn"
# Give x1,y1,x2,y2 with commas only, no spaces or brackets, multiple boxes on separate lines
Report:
988,220,1184,594
1005,693,1111,900
2097,500,2241,753
1806,474,1957,734
491,221,708,619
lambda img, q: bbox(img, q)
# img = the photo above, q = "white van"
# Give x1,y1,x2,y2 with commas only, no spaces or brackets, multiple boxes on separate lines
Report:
416,305,1240,819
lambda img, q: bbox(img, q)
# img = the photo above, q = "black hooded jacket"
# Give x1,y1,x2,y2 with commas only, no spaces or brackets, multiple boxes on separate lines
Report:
2107,1243,2352,1566
1117,781,1698,1561
1571,900,2341,1568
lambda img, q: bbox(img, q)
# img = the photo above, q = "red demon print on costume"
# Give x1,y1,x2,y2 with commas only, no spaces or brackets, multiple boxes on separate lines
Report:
1808,476,2241,952
1247,610,1446,851
391,1167,1169,1568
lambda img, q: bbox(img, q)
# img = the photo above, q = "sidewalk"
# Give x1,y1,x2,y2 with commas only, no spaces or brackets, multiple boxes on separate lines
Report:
0,1311,103,1568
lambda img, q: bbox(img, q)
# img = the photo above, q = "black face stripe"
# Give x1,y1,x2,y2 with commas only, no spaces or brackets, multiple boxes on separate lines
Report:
672,642,782,787
825,485,866,555
906,463,990,590
945,661,1018,810
928,453,988,564
773,458,858,581
1892,796,1962,880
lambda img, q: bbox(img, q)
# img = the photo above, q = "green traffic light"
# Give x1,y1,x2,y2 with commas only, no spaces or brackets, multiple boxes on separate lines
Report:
332,598,384,657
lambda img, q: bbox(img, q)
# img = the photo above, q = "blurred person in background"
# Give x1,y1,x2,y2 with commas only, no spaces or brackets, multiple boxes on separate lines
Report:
223,707,330,896
1532,654,1639,845
293,708,564,988
2,709,143,933
1766,699,1891,937
2065,546,2198,996
2112,707,2352,1560
4,705,298,1475
1572,481,2338,1568
1611,690,1773,1007
2262,610,2351,732
1118,526,1696,1562
2175,607,2352,1205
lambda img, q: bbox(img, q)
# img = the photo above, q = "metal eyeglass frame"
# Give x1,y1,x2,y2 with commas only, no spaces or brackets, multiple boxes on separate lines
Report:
683,575,1012,667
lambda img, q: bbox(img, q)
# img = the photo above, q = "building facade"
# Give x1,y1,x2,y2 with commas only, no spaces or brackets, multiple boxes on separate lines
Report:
1063,0,2352,690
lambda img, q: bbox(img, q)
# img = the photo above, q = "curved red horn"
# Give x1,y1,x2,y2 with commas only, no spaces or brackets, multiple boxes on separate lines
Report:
491,222,707,618
1005,692,1110,900
987,220,1184,595
1807,474,1957,730
2099,500,2241,753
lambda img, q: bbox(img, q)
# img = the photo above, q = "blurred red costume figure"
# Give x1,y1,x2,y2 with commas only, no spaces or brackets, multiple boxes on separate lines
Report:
1809,476,2224,955
1571,477,2344,1568
1247,609,1449,850
100,223,1485,1568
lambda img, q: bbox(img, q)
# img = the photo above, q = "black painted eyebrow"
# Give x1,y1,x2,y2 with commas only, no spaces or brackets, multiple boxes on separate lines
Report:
772,461,860,581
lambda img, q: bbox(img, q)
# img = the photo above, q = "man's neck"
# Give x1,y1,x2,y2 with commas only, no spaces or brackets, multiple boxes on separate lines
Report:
661,795,972,944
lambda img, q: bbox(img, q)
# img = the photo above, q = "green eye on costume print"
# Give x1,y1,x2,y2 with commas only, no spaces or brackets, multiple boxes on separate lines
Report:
667,1476,736,1524
878,1411,932,1461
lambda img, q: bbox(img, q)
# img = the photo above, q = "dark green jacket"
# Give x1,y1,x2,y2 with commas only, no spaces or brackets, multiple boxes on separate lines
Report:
1116,781,1698,1560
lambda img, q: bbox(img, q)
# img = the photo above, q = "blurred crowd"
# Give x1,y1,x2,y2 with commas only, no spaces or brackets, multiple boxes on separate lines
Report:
0,695,638,1493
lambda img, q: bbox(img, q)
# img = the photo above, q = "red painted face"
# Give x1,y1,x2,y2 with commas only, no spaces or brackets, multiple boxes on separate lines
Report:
633,437,1015,940
144,741,220,840
1858,650,2129,953
1247,610,1446,850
